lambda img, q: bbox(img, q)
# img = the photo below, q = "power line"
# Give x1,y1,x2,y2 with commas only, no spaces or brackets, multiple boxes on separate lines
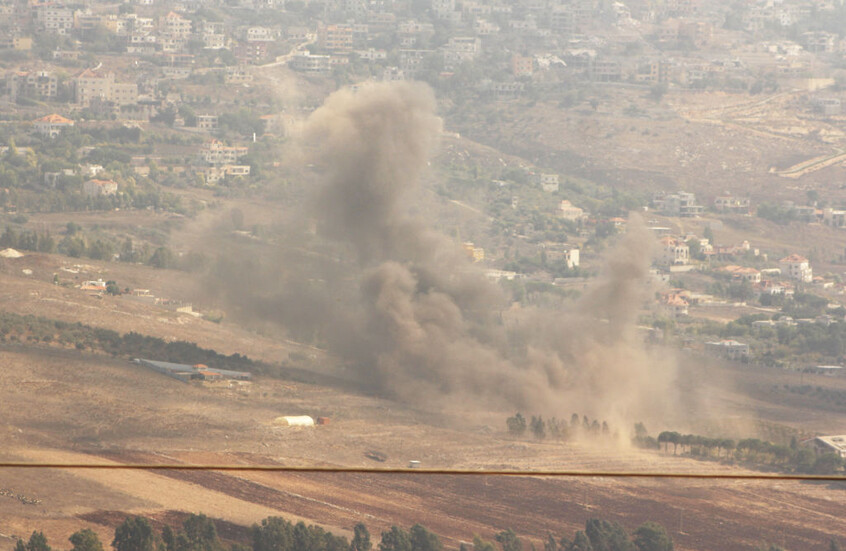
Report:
0,463,843,481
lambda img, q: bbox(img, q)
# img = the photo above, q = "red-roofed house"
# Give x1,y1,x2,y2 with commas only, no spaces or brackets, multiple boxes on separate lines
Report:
33,113,74,137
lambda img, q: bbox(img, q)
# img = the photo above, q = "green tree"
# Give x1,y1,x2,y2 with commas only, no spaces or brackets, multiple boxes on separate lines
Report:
26,532,50,551
506,413,527,436
70,529,104,551
148,247,175,269
113,517,157,551
632,522,672,551
473,537,496,551
179,514,222,551
495,530,521,551
15,540,27,551
351,524,371,551
120,237,135,262
378,527,411,551
409,525,440,551
585,520,633,551
565,533,592,551
252,517,293,551
530,416,546,439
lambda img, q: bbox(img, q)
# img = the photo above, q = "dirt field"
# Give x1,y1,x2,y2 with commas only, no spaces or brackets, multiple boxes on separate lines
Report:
0,335,844,551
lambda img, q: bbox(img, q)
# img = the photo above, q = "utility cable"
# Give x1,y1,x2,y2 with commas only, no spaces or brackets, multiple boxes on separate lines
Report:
0,463,843,481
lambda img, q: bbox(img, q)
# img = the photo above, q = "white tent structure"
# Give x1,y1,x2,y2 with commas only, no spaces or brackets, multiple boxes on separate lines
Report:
273,415,315,427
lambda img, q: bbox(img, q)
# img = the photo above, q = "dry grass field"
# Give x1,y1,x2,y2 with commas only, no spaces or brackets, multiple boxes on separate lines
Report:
0,290,844,551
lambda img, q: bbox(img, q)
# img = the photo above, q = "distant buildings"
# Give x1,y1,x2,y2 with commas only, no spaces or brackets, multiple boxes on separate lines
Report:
713,195,750,214
653,191,703,217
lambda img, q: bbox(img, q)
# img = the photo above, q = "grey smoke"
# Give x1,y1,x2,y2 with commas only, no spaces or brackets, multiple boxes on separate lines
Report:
210,81,676,422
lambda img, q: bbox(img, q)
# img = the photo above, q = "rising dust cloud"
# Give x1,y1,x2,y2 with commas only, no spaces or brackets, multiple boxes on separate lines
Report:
212,81,678,426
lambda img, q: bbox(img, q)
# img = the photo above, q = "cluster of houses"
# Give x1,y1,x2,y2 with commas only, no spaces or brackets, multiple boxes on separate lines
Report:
1,0,843,109
655,229,821,315
27,111,251,187
652,191,752,217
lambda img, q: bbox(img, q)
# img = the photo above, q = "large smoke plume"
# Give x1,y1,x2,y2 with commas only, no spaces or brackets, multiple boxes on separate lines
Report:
211,81,676,423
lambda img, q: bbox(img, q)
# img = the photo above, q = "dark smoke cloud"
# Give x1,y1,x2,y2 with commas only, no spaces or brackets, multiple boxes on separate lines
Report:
210,81,676,423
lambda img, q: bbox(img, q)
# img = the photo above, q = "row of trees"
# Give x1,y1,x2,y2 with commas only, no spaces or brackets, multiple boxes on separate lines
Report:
506,413,614,441
0,311,259,373
649,430,844,475
12,514,679,551
0,224,206,272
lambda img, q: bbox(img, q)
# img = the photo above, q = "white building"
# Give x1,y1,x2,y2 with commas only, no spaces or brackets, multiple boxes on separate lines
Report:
659,236,689,265
200,140,248,165
779,254,812,283
540,174,559,192
558,200,585,221
705,340,750,360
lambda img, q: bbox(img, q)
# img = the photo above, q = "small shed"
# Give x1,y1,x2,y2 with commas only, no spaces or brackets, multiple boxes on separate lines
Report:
274,415,315,427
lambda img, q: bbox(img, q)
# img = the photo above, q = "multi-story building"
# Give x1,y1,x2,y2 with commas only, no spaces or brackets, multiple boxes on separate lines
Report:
245,26,275,41
289,53,331,74
159,11,192,38
654,191,703,217
659,236,690,265
558,200,585,221
74,70,138,107
7,70,58,101
196,114,218,131
200,140,249,165
713,195,750,214
442,37,480,68
37,6,74,34
235,41,268,64
779,254,813,283
225,64,253,84
591,58,622,82
319,24,354,52
511,54,533,77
